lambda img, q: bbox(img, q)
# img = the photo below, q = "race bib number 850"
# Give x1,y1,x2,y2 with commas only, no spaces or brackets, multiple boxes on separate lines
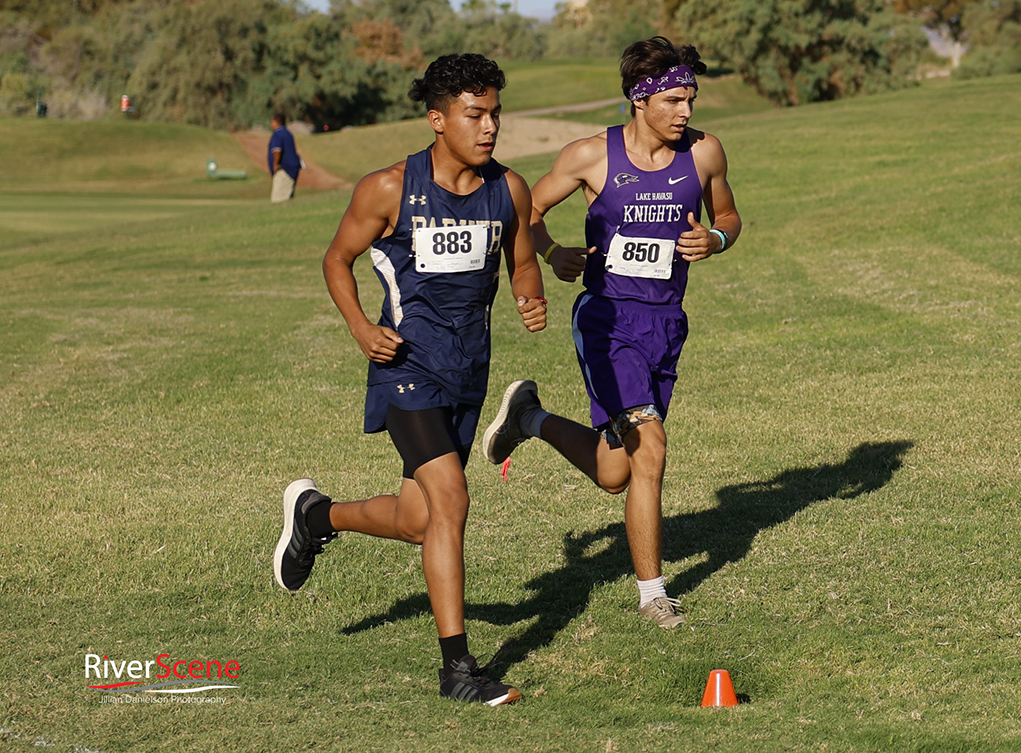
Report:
414,225,488,273
605,233,675,280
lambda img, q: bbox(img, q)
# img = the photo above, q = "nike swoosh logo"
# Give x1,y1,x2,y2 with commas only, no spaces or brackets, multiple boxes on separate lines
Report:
668,176,688,185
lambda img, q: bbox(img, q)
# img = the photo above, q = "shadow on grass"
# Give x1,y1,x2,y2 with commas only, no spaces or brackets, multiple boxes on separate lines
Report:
341,440,913,676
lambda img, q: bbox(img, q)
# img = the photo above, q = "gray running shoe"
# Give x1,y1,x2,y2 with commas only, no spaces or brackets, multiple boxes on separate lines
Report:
273,478,336,592
482,380,540,464
638,597,686,628
439,655,523,706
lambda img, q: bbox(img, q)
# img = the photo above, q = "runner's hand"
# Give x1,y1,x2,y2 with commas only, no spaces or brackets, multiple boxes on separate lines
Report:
550,245,595,282
353,324,403,363
517,297,547,333
677,212,719,262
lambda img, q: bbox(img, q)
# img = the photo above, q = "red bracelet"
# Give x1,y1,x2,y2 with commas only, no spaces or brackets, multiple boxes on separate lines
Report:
534,297,548,309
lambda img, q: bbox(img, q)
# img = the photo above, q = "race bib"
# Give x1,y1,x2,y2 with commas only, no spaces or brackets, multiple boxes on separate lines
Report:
414,225,488,273
605,233,675,280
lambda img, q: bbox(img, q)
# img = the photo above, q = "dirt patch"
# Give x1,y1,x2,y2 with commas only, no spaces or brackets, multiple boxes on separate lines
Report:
494,115,605,161
233,131,351,191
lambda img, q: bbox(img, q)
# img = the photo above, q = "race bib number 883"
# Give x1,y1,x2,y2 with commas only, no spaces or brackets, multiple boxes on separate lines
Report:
414,225,488,273
605,233,675,280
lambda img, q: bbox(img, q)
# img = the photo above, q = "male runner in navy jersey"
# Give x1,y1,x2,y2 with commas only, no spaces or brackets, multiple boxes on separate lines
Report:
484,37,740,628
273,53,546,705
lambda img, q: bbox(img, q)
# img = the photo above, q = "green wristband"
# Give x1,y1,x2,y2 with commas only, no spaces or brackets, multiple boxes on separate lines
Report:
709,228,728,252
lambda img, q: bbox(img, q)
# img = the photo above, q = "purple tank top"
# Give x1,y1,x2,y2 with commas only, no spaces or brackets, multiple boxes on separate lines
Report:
583,125,702,306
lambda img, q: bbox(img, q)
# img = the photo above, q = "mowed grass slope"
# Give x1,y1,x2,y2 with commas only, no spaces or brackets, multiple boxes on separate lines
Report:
1,73,1020,753
0,117,264,197
498,57,622,111
543,73,775,125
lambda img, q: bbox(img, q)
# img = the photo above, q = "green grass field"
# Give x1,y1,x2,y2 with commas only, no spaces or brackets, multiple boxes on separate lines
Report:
2,73,1020,752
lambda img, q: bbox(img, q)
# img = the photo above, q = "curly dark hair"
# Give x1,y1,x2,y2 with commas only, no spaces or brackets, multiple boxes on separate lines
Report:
619,36,707,100
408,53,507,113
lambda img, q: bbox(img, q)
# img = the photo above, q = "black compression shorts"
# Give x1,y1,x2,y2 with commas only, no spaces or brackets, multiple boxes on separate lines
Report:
385,403,475,479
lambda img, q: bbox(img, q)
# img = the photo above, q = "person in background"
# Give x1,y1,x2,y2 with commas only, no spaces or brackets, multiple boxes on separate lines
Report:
268,113,302,202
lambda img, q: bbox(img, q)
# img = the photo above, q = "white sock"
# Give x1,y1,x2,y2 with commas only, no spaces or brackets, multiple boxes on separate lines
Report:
637,576,667,608
520,408,551,439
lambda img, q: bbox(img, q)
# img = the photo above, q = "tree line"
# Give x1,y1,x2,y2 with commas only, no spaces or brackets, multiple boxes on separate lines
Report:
0,0,1017,128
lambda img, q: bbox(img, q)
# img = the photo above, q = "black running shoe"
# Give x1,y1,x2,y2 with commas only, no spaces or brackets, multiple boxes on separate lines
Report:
439,655,522,706
273,478,336,592
482,380,541,464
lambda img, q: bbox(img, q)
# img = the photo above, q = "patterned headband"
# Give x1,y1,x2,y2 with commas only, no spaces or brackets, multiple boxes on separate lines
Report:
627,65,698,102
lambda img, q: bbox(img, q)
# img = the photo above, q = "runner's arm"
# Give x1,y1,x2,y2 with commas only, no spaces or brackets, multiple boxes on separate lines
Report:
504,170,546,333
322,166,406,362
530,137,603,282
678,133,741,262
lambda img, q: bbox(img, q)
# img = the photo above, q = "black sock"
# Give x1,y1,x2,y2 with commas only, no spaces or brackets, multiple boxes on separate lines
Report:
439,633,470,668
305,496,335,538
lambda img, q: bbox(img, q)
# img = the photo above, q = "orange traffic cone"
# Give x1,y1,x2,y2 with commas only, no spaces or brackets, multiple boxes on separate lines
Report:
700,669,739,707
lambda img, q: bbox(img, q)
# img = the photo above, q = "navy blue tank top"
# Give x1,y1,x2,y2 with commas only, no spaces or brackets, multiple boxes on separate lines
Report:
367,146,514,405
583,125,702,306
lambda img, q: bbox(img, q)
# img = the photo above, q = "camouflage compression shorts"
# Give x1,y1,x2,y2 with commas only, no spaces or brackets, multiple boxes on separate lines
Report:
600,404,663,448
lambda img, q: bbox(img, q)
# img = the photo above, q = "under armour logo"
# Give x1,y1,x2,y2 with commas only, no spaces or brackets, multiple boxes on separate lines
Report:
397,383,416,393
613,173,640,188
408,195,427,205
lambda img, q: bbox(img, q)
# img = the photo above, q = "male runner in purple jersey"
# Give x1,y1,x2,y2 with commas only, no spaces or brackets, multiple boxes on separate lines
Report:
483,36,741,628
